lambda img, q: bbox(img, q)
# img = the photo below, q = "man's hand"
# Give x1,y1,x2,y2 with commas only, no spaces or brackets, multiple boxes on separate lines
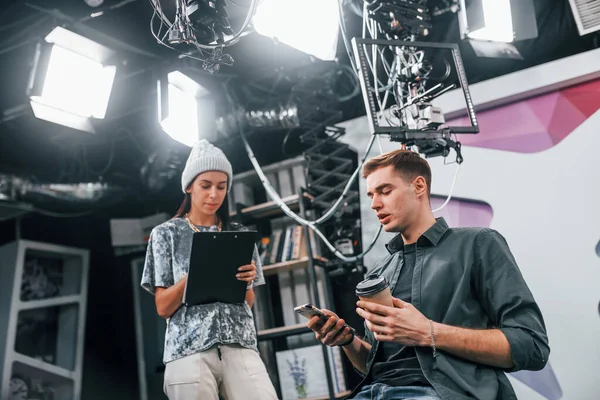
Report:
237,260,256,284
306,309,354,347
356,297,430,346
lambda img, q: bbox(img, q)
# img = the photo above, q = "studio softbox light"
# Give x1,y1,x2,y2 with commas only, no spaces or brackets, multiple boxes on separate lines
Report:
458,0,538,59
27,26,117,133
157,71,216,147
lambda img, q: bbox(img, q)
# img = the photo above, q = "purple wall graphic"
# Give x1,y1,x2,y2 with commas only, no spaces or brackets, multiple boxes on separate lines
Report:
448,79,600,153
430,195,562,400
429,78,600,400
430,196,493,228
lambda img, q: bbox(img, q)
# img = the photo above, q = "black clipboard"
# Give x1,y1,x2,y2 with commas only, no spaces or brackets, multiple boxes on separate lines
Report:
184,230,257,306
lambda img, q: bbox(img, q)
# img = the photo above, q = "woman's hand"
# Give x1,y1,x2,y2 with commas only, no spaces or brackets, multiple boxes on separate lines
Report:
237,260,256,284
154,274,188,319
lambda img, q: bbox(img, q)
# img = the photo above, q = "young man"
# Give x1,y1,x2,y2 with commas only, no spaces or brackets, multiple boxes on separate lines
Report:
306,149,549,400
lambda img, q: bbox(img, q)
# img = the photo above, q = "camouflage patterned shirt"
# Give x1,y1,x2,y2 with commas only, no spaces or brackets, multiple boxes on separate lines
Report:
141,217,265,364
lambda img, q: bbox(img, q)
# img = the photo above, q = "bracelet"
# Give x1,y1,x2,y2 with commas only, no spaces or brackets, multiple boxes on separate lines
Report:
337,332,355,347
429,320,437,358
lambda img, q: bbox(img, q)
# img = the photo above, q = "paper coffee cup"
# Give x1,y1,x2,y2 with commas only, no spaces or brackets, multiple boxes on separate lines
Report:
355,274,393,308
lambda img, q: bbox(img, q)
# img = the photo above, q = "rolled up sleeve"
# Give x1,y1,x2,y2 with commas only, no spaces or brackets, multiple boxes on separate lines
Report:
475,229,550,372
500,326,549,372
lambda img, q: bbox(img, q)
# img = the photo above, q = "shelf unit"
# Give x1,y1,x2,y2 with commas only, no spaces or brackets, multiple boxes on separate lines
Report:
229,157,346,400
232,191,326,334
245,192,344,400
257,323,311,341
230,192,314,224
0,240,89,400
261,255,329,277
131,257,168,400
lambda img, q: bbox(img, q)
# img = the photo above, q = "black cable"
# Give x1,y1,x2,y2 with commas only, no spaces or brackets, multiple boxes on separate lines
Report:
334,64,361,102
31,207,98,218
77,0,141,23
149,1,217,64
0,12,40,32
426,58,451,82
82,140,115,177
280,128,295,157
337,0,360,74
0,15,50,48
151,0,256,50
6,201,101,218
345,0,363,17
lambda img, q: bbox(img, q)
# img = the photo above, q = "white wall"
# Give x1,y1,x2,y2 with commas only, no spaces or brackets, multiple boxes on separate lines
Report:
338,50,600,399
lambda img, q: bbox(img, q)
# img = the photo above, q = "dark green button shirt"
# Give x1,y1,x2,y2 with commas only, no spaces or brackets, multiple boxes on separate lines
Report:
348,218,550,400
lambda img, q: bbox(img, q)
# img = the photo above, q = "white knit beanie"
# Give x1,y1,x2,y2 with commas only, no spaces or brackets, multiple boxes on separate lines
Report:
181,140,233,193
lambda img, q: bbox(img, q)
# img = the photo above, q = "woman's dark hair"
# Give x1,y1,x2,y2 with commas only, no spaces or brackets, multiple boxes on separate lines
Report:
174,184,231,230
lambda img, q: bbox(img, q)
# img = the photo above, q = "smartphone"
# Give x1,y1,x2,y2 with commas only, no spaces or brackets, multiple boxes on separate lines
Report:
294,303,356,335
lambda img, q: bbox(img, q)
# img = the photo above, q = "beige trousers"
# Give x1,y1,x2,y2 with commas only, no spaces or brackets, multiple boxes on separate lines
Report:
163,343,279,400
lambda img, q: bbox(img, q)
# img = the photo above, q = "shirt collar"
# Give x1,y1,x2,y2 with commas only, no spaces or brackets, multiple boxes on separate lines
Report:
385,217,449,254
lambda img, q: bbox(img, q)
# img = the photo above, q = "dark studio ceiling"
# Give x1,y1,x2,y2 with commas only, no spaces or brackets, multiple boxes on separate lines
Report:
0,0,598,217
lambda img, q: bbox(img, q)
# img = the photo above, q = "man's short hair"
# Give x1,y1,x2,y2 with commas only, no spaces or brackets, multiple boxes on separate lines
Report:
362,149,432,197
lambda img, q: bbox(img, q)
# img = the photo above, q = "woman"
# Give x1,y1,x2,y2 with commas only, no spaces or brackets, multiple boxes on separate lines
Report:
141,140,278,400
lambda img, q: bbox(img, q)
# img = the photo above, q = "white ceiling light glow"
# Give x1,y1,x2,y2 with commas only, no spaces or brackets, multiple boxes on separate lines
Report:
467,0,514,43
253,0,340,61
28,27,117,133
157,71,216,147
457,0,538,60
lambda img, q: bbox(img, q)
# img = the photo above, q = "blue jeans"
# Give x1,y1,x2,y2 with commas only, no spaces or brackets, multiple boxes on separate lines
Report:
351,384,441,400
